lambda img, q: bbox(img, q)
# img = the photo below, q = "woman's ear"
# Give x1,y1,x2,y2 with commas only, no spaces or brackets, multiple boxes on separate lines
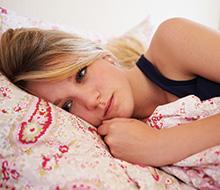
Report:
103,55,115,64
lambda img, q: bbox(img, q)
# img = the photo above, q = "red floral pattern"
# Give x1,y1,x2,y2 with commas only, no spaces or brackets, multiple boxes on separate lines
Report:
18,98,52,144
0,7,7,14
0,6,220,190
0,87,11,102
2,161,19,181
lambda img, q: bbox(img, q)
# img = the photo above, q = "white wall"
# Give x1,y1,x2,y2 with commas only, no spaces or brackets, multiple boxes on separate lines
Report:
1,0,219,36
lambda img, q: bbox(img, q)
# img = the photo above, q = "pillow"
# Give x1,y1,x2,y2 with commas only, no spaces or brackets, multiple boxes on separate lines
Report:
0,7,154,45
0,7,112,44
0,6,192,190
104,16,154,68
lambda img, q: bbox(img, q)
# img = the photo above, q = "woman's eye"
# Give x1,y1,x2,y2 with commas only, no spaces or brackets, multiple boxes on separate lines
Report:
76,66,87,83
63,102,72,112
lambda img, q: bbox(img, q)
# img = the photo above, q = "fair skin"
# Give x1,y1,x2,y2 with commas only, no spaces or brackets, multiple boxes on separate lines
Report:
27,56,159,126
27,18,220,166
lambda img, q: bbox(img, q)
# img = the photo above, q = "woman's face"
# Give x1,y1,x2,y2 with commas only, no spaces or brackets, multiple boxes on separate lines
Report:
27,56,135,127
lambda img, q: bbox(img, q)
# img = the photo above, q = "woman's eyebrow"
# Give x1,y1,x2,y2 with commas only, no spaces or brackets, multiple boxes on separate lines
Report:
53,99,61,106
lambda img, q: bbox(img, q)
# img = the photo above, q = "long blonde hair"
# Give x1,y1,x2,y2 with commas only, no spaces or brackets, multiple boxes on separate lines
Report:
104,35,146,68
0,28,112,89
0,28,146,92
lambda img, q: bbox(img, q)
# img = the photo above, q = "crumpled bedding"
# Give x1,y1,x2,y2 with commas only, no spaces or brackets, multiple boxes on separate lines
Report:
147,95,220,189
0,72,194,190
0,69,219,189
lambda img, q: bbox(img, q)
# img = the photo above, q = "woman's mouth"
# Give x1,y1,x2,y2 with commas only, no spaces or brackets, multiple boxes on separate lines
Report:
104,95,114,117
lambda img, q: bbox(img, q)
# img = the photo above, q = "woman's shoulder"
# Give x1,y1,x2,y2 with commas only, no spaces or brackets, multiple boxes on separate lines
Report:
144,17,220,83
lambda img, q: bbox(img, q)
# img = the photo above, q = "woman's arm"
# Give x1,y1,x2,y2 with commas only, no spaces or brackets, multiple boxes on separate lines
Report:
145,17,220,83
157,113,220,166
98,114,220,167
98,18,220,166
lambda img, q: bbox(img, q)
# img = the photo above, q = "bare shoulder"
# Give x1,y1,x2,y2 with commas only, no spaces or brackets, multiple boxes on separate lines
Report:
145,17,220,82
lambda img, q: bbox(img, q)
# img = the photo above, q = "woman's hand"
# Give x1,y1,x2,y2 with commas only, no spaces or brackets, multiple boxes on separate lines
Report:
98,118,161,166
98,113,220,167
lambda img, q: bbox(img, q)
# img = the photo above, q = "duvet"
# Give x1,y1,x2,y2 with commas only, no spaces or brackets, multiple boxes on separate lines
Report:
148,95,220,189
0,71,219,190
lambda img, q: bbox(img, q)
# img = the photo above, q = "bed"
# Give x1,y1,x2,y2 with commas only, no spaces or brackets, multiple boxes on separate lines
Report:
0,7,219,190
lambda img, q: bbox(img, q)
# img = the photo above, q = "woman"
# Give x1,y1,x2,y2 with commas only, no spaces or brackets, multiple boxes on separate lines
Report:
0,17,220,167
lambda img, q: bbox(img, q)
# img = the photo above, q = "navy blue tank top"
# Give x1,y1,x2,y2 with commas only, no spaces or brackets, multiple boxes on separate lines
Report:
136,55,220,100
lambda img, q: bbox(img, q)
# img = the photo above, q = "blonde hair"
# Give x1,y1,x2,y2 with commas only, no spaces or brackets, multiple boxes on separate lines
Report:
0,28,146,92
104,35,147,68
0,28,112,90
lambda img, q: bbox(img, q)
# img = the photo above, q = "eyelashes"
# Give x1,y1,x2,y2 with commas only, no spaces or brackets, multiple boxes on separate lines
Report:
76,66,87,83
62,66,87,112
63,101,72,112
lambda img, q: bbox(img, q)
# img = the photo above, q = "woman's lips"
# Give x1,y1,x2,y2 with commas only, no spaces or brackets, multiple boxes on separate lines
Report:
104,95,114,117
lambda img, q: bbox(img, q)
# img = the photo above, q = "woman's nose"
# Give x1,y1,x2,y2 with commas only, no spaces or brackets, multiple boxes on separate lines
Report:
78,88,101,110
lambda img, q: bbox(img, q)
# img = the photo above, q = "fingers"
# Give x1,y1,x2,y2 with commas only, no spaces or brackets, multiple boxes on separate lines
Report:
98,120,114,136
98,118,132,136
97,124,108,136
98,118,116,136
